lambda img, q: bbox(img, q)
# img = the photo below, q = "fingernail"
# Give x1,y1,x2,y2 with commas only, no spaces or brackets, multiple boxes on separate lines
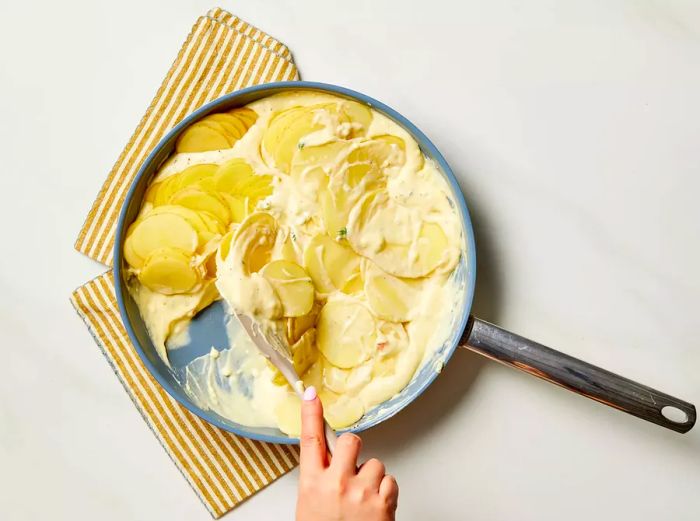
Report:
303,386,317,401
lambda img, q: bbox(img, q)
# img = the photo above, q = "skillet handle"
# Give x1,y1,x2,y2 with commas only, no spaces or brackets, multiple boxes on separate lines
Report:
460,316,696,433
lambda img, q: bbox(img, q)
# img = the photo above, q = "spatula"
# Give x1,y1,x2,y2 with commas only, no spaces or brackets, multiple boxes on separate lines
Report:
236,313,338,454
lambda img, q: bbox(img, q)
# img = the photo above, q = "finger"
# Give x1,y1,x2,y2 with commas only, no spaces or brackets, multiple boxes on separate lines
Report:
300,386,327,473
330,433,362,475
379,474,399,508
357,458,386,490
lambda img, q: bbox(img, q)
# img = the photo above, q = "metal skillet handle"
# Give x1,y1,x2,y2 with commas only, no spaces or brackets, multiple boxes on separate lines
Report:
461,317,696,433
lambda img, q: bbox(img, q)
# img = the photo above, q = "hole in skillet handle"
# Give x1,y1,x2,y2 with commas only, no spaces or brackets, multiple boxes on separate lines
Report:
661,406,690,424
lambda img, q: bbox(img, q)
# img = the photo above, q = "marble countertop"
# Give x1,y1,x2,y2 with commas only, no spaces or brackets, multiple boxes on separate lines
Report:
2,0,699,519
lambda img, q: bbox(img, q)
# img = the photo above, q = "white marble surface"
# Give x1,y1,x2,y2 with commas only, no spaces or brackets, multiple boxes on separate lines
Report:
1,0,699,519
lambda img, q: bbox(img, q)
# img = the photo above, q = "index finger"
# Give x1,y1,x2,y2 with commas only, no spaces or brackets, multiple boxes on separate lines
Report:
300,386,327,472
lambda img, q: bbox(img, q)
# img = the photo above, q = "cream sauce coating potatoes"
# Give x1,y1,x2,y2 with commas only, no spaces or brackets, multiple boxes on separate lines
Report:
124,91,462,435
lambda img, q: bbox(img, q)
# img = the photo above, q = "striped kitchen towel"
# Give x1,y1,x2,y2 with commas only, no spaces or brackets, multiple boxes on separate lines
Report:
71,8,301,518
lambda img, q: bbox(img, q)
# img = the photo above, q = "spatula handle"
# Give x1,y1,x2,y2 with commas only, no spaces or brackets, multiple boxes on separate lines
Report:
460,316,696,433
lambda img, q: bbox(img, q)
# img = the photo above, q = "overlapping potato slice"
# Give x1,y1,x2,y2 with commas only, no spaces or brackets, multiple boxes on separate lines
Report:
175,123,231,153
319,144,388,235
371,321,408,377
347,190,456,278
323,359,372,395
214,158,273,211
126,212,198,263
262,105,329,171
260,260,314,317
169,187,230,224
231,212,278,274
228,107,258,128
175,109,257,153
339,100,372,135
274,393,302,436
286,300,321,344
317,300,376,369
363,261,421,322
292,328,318,377
271,327,318,386
220,193,247,223
319,389,365,430
303,234,361,294
143,205,216,248
138,247,201,295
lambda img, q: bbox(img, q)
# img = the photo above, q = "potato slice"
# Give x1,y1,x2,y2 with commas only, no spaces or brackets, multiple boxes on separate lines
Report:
372,321,408,377
231,212,278,274
319,390,365,430
260,260,314,317
304,234,361,294
206,113,245,139
197,120,235,146
175,123,231,153
217,229,235,263
263,106,324,171
138,247,200,295
290,141,348,180
169,187,230,224
174,163,218,191
220,193,247,223
123,233,145,269
374,134,406,167
198,210,226,234
364,262,421,322
323,359,372,395
145,205,213,248
286,300,321,344
302,359,324,390
347,191,457,278
128,212,198,260
152,175,181,207
228,107,258,129
341,272,364,295
274,393,302,437
214,159,254,193
340,100,372,135
317,301,376,369
291,327,318,377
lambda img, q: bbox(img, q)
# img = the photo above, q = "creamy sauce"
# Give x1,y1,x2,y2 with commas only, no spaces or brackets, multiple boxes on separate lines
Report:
129,91,464,435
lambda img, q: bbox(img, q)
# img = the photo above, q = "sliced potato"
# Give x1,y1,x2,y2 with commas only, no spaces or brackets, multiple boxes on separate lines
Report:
323,359,372,395
303,234,361,294
286,300,321,345
169,187,230,224
197,120,235,146
291,327,318,377
340,100,372,135
364,262,421,322
214,159,254,193
317,300,376,369
274,393,302,437
175,123,231,153
152,175,181,207
123,233,145,269
175,163,218,191
220,193,247,223
144,205,209,242
231,212,278,274
347,191,456,278
263,106,324,171
228,107,258,128
319,389,364,430
138,247,200,295
207,113,244,139
260,260,314,317
128,212,198,261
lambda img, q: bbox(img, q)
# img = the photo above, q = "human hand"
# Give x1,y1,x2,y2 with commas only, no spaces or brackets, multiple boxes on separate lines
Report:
296,386,399,521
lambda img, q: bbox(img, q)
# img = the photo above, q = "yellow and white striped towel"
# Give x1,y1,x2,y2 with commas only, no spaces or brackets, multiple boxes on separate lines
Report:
71,8,301,518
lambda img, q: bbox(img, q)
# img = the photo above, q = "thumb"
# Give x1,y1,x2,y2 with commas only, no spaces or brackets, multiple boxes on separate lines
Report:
300,386,327,472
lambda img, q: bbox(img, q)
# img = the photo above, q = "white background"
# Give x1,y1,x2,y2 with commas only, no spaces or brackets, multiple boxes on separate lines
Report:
1,1,699,519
